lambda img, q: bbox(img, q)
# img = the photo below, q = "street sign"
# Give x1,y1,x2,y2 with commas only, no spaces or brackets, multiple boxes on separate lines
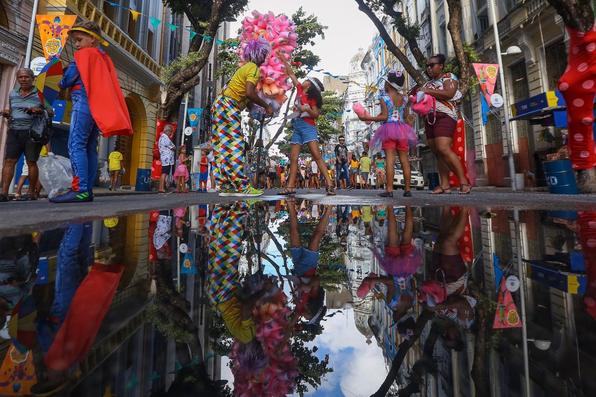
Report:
30,57,47,76
491,93,504,108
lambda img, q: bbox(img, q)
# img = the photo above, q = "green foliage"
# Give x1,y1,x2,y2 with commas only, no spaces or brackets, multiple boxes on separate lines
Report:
146,304,195,344
161,51,205,85
215,39,241,83
365,0,420,40
163,0,249,26
444,44,481,86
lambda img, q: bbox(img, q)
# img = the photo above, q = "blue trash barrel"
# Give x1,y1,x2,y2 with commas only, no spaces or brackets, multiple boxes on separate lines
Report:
547,210,578,220
427,172,440,191
543,160,578,194
135,168,152,191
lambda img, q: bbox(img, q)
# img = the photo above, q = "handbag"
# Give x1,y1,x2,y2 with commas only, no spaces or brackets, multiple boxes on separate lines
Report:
29,110,51,144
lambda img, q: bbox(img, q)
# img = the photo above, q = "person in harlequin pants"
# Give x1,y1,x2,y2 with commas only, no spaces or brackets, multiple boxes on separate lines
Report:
51,21,132,203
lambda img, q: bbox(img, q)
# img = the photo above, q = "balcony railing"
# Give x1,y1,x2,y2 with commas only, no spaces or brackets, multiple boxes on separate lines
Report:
67,0,161,77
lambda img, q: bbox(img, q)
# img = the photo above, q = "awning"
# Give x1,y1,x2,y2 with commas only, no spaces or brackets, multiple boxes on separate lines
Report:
510,90,596,128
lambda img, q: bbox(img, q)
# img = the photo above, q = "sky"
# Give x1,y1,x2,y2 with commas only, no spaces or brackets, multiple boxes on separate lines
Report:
230,0,377,76
218,217,388,396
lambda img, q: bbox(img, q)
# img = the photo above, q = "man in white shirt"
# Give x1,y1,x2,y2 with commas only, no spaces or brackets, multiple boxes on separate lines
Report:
158,125,176,193
310,158,320,189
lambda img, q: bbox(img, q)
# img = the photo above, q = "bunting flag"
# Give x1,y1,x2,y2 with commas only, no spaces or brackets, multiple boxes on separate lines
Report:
149,16,161,29
0,345,37,395
167,23,178,32
35,57,63,108
35,257,49,285
203,35,212,42
36,14,77,60
187,108,203,127
129,10,141,22
493,278,522,329
473,63,499,106
181,252,196,274
190,31,197,40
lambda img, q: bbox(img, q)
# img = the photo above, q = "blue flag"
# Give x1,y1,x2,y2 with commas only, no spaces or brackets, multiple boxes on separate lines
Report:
36,257,49,285
187,108,203,127
480,93,489,126
493,253,503,293
181,252,196,274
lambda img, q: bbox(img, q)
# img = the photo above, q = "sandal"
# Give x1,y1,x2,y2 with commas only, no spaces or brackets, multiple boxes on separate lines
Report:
326,186,336,196
459,183,472,195
278,188,296,196
430,186,452,195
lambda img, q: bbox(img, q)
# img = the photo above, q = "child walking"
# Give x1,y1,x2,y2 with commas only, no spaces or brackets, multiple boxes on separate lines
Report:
356,71,416,197
276,51,335,196
51,21,132,203
199,148,210,192
173,146,190,193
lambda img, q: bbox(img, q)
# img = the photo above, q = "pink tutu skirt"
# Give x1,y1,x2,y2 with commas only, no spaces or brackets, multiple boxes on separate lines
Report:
374,247,422,278
370,121,417,153
173,164,189,180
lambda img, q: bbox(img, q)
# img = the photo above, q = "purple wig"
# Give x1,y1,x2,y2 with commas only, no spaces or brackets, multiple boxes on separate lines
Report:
242,37,271,65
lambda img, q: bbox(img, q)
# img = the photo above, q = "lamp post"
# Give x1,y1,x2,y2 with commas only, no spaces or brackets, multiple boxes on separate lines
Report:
24,0,40,66
513,208,531,397
488,0,517,191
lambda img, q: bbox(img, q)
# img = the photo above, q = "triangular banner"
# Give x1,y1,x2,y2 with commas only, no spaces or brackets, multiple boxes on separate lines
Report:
473,63,499,106
167,23,178,32
189,31,197,40
36,14,78,60
181,252,196,274
149,16,161,29
493,278,522,329
129,10,141,22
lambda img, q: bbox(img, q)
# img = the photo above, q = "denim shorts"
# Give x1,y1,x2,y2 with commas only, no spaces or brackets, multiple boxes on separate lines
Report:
291,247,320,275
290,118,318,145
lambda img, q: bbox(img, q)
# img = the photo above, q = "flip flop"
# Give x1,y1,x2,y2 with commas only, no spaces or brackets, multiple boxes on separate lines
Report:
430,186,452,195
459,184,472,195
278,188,296,196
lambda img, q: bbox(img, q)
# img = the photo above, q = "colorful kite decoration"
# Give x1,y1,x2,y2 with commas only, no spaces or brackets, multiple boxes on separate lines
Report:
35,57,63,108
493,278,522,329
35,14,77,60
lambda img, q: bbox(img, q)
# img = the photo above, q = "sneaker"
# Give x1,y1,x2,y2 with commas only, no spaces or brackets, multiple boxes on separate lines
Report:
49,190,92,203
219,186,264,197
379,191,393,198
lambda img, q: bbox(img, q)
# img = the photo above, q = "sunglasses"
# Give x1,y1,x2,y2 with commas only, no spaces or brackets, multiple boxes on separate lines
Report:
426,63,439,68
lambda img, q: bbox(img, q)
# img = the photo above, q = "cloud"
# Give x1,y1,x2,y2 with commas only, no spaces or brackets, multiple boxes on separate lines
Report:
304,309,387,396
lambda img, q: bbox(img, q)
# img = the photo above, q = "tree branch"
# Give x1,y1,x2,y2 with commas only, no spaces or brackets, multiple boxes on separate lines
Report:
355,0,426,85
370,309,434,397
380,1,427,68
446,0,471,96
545,0,595,32
160,0,224,120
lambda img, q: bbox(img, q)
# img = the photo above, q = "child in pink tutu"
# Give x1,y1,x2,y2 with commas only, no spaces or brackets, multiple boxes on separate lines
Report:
357,206,421,322
173,146,190,192
355,71,417,197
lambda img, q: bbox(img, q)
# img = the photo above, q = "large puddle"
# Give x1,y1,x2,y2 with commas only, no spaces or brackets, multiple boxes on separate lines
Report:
1,201,595,396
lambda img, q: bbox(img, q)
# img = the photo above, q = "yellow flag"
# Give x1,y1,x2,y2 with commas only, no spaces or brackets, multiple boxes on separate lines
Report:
130,10,141,22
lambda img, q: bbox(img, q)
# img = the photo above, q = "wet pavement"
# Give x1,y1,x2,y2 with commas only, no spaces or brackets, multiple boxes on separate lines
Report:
1,198,595,396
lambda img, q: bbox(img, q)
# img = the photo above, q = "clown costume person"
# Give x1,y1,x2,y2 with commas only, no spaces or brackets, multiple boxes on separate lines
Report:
51,21,132,203
211,38,273,197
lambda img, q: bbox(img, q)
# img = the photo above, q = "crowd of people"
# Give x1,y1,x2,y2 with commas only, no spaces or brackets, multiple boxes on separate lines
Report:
0,21,471,201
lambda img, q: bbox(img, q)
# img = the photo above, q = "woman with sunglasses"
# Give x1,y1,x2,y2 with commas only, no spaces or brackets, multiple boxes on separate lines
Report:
419,54,471,194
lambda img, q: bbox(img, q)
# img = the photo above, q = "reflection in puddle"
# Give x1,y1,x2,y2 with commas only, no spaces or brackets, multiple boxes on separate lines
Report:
0,202,595,396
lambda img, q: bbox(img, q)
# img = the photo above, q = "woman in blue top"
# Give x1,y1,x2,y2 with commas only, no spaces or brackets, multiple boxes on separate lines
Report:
356,71,417,197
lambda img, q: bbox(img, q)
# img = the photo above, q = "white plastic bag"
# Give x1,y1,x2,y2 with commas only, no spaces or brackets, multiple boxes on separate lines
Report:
37,153,73,199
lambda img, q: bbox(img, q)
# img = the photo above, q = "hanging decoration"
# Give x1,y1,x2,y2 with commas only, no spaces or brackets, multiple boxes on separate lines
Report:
493,278,522,329
35,14,77,60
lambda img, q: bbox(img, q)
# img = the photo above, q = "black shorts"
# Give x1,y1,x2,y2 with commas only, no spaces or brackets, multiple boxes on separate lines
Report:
162,164,172,174
5,129,42,162
268,172,276,180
